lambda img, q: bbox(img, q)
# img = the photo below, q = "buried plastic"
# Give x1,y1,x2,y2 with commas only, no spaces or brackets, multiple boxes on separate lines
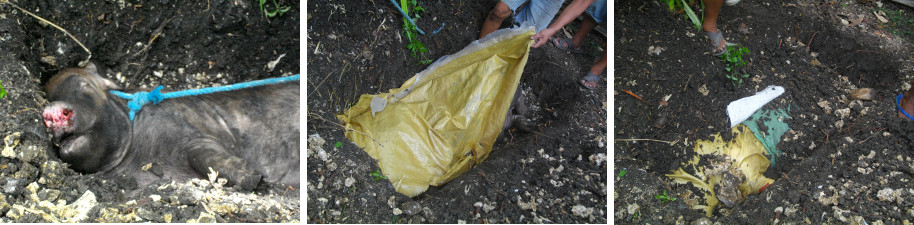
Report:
742,107,791,166
726,85,784,128
338,26,534,197
666,125,774,217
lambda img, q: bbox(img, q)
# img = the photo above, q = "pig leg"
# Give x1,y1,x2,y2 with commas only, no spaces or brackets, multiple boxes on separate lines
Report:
186,141,262,191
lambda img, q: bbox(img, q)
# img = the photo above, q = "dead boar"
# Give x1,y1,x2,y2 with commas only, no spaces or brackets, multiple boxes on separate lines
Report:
41,63,299,191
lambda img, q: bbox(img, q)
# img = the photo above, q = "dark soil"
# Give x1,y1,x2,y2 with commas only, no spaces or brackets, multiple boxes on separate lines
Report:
307,0,608,223
615,0,914,224
0,0,298,222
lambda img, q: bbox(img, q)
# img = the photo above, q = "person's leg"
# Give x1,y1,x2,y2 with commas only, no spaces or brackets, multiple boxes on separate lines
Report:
590,51,606,75
580,50,607,89
569,15,597,49
702,0,724,33
702,0,726,55
479,2,512,39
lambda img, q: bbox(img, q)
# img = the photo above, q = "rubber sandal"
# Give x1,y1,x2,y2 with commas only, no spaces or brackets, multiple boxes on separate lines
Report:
579,72,601,90
552,38,583,53
707,30,728,57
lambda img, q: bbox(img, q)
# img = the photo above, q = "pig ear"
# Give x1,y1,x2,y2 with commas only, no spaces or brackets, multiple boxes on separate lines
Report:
83,62,122,90
83,62,98,75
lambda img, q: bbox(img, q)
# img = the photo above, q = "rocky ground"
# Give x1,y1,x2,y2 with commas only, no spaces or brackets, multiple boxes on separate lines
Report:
0,0,299,222
615,0,914,224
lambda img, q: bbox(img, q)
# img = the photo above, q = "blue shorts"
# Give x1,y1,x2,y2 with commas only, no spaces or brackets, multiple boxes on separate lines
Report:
501,0,564,32
585,0,607,24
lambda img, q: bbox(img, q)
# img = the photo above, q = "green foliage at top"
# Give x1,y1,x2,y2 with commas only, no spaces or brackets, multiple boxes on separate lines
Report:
877,8,914,43
659,0,702,30
0,80,5,99
259,0,291,18
719,44,751,88
402,0,433,65
661,0,695,12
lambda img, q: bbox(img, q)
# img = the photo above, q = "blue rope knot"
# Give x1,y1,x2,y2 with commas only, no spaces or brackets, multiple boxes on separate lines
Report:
110,74,299,121
126,86,164,120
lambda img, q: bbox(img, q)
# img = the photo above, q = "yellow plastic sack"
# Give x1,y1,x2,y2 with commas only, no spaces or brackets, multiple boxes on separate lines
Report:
338,26,534,197
666,125,774,217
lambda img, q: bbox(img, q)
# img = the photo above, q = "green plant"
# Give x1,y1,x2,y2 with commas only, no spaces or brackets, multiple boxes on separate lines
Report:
718,44,751,88
370,169,388,181
617,169,627,178
401,0,433,65
0,80,5,99
660,0,702,30
259,0,290,18
654,190,677,203
334,141,342,149
633,211,639,219
877,8,914,41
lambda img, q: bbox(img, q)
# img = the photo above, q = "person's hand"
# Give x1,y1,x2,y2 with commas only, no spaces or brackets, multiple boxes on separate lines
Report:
531,27,558,48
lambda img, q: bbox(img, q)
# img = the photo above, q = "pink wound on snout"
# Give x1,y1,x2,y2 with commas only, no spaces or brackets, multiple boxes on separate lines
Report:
42,106,74,132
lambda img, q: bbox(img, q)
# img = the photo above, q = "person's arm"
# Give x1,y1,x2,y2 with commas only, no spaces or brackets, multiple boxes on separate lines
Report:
531,0,594,48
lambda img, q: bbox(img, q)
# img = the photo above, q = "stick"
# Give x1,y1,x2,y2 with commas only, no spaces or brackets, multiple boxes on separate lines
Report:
131,17,173,58
622,89,651,104
308,112,384,148
806,31,818,54
129,17,174,86
614,138,679,145
856,128,885,145
682,73,694,92
3,1,92,66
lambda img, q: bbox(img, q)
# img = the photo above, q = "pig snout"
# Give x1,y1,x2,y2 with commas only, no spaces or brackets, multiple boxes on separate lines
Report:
43,102,76,136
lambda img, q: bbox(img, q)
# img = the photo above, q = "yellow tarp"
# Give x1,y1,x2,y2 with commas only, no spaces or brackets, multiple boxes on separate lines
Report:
338,26,534,197
666,125,775,217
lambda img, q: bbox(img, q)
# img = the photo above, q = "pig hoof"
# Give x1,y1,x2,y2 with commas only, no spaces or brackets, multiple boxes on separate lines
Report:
234,173,263,191
512,115,534,132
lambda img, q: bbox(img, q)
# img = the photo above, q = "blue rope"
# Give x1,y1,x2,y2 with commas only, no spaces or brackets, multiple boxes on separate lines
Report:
897,94,914,120
389,0,445,35
110,74,299,121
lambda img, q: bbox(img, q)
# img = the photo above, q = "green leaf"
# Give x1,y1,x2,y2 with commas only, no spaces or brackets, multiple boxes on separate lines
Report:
335,141,342,148
681,0,701,30
0,80,5,99
617,170,628,177
370,169,388,181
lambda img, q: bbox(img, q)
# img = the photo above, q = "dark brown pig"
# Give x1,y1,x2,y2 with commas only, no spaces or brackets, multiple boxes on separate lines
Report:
42,63,299,191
